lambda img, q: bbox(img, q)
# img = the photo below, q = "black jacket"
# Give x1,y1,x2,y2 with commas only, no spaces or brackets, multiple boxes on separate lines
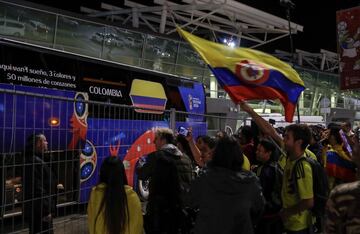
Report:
23,154,58,219
145,195,186,234
255,162,282,214
137,144,194,191
190,167,265,234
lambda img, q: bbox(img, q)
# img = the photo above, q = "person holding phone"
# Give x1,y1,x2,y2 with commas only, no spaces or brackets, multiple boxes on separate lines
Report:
184,127,216,168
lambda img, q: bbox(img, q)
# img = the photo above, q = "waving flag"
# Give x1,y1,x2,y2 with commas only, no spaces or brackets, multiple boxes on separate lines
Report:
177,27,305,122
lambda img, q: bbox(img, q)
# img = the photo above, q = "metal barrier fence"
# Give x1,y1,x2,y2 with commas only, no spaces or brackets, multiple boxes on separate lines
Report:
0,88,239,233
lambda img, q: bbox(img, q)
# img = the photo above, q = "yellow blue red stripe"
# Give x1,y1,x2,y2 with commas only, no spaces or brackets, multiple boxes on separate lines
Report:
131,95,167,106
326,151,356,182
130,79,167,114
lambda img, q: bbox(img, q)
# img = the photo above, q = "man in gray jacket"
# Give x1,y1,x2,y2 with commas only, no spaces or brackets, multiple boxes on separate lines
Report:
137,128,194,194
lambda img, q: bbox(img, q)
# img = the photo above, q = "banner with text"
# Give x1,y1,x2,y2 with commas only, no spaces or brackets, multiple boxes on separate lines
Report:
337,6,360,90
0,42,130,104
178,83,205,121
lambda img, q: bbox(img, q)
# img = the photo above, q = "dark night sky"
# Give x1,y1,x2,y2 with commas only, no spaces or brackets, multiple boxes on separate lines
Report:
238,0,360,53
26,0,360,53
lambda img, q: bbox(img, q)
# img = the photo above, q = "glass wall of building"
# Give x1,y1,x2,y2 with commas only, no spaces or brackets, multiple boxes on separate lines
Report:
104,27,144,66
56,16,104,57
0,2,56,47
143,35,177,73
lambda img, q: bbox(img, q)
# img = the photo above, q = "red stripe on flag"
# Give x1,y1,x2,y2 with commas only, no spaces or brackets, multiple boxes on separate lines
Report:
326,163,356,182
226,85,296,122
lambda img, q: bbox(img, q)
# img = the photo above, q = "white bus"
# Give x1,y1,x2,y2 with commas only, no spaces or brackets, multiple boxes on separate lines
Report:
244,113,325,128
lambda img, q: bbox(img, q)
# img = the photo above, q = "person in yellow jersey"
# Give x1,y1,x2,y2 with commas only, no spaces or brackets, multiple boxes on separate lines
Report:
279,124,314,234
87,156,143,234
238,101,316,234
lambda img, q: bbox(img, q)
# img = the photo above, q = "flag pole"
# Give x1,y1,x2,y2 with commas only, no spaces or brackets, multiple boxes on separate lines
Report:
281,0,301,123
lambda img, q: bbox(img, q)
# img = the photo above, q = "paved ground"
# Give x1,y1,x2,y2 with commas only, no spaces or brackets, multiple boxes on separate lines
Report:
10,215,88,234
53,215,88,234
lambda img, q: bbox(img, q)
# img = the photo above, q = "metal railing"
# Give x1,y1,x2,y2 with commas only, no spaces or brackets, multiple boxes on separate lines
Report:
0,88,243,233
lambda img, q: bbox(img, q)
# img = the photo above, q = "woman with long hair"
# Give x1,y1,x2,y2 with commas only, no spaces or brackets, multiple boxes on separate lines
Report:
190,136,264,234
87,156,143,234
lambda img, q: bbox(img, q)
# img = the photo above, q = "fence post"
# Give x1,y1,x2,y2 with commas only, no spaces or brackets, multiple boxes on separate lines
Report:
169,108,176,132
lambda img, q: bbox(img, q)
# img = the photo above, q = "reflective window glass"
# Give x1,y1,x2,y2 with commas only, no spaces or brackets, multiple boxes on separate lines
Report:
177,43,205,67
144,35,177,64
102,27,143,66
56,16,104,58
0,2,55,45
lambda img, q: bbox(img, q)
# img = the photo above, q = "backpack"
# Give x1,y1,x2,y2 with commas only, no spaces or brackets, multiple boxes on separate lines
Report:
291,157,329,217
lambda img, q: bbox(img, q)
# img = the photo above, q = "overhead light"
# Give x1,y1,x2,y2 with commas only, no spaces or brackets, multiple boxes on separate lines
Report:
228,41,235,48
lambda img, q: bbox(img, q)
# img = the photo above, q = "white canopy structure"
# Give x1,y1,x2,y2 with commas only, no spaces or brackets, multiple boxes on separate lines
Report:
81,0,303,48
274,49,339,72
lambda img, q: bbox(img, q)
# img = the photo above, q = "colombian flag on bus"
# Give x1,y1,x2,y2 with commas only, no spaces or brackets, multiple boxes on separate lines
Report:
177,27,305,122
130,79,167,114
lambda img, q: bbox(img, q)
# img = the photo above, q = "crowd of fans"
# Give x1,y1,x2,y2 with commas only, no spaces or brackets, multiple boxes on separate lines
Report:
77,100,360,234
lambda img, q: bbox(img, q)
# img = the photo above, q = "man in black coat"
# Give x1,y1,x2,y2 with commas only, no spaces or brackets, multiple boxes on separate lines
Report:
23,133,59,234
137,128,194,196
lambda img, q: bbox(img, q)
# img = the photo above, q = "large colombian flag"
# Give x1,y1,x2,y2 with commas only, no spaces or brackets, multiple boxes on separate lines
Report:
177,27,305,122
